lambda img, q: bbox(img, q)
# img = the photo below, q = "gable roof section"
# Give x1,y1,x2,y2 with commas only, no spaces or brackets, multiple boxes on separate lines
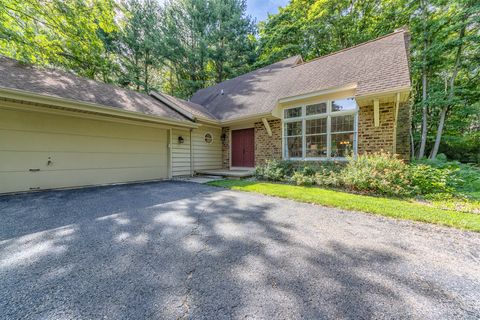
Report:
190,30,411,121
190,55,302,121
150,91,218,121
0,56,188,122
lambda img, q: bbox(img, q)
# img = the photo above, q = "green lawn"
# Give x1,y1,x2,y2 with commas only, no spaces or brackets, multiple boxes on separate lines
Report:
207,180,480,232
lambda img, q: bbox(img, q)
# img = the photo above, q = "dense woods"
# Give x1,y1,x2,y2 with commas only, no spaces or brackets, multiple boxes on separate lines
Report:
0,0,478,163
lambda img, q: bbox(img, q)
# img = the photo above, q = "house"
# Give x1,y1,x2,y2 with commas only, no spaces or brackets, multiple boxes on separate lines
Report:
0,29,411,194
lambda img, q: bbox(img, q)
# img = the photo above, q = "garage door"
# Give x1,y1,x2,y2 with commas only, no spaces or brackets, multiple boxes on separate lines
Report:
0,107,169,193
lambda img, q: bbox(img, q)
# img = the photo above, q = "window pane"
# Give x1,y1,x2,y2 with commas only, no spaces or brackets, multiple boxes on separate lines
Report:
284,107,301,118
331,114,355,132
286,136,302,158
332,98,356,112
331,133,354,157
306,103,327,115
306,118,327,135
285,121,302,136
306,135,327,158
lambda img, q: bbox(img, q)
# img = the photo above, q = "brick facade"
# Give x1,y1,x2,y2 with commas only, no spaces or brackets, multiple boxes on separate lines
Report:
357,101,410,160
222,103,410,168
254,119,282,165
358,102,395,155
395,102,411,160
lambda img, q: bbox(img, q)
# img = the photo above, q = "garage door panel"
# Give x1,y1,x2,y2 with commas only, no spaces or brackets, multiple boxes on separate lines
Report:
0,167,167,193
0,151,167,172
0,108,165,140
0,129,166,153
0,108,170,193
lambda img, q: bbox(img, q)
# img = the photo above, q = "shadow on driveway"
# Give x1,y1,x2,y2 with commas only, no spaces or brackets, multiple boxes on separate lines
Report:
0,181,479,319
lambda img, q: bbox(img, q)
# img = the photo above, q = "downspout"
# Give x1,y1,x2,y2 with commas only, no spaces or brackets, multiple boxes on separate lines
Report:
190,128,194,176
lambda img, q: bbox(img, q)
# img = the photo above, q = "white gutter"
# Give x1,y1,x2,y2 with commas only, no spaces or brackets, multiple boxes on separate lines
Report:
278,83,358,104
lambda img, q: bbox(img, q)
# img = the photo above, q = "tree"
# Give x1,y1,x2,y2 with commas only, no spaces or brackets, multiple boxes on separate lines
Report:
160,0,256,98
0,0,119,80
116,0,164,92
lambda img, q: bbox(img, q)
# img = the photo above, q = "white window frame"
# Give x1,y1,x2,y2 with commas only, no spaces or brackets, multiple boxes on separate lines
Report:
282,99,358,161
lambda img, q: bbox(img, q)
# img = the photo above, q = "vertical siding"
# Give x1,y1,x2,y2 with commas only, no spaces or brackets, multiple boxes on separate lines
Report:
192,126,222,170
171,128,191,176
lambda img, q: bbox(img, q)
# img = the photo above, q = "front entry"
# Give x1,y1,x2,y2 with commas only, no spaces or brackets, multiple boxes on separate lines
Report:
231,128,255,167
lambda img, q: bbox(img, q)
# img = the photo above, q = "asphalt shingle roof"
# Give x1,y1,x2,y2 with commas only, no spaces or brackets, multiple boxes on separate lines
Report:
191,30,411,121
0,30,410,124
0,56,188,122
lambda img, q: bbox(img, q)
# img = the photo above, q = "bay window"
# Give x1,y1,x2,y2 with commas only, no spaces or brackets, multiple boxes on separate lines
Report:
283,98,358,160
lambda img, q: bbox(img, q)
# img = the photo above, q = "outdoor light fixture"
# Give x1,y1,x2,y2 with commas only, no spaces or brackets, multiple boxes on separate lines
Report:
221,133,226,143
178,136,184,144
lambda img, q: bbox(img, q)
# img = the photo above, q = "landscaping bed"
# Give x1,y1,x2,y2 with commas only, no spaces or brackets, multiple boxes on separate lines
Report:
208,153,480,231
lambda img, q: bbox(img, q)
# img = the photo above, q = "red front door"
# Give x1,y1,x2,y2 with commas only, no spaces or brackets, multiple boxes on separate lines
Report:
231,128,255,167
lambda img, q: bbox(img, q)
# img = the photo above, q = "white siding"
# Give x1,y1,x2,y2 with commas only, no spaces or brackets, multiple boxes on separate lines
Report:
171,128,192,176
192,126,222,170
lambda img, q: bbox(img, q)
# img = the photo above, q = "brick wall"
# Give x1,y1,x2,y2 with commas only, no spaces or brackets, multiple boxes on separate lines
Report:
254,119,282,165
358,102,395,154
358,101,410,159
395,102,411,160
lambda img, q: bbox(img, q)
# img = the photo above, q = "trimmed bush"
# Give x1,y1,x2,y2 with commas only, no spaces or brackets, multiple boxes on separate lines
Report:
341,152,412,197
255,159,293,181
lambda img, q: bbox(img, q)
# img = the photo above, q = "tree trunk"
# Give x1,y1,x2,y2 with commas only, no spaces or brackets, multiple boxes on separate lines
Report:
429,19,467,159
418,72,428,158
417,0,428,159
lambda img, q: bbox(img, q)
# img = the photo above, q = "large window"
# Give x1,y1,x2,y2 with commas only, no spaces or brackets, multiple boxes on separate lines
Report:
283,98,358,160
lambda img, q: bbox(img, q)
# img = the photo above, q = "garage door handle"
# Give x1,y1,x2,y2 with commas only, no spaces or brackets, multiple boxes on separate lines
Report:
29,168,40,172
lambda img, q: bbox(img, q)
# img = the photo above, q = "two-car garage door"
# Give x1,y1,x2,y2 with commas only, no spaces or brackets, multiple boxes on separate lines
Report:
0,107,169,194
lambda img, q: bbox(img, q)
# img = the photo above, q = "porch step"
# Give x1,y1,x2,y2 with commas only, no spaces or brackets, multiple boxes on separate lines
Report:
195,169,255,178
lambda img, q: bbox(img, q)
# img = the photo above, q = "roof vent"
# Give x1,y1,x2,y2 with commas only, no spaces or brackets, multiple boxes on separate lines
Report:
220,89,224,95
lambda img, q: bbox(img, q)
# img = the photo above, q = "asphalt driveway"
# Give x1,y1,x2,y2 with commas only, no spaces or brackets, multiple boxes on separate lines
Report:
1,181,479,319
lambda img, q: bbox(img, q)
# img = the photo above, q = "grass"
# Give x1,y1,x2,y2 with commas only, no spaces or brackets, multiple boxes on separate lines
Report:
207,180,480,232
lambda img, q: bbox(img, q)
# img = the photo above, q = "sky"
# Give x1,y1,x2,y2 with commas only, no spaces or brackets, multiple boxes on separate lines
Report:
246,0,289,22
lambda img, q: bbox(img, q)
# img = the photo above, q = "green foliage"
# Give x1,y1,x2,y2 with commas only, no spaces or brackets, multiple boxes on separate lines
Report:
0,0,120,81
290,172,315,186
439,132,480,164
408,164,456,195
341,153,412,197
115,0,164,92
414,154,480,198
254,152,480,198
160,0,256,97
254,159,293,181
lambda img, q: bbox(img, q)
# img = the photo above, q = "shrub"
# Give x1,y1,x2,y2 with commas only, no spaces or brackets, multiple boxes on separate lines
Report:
255,159,293,181
290,172,315,186
254,152,479,199
314,169,342,187
413,155,480,198
407,164,456,195
341,152,412,197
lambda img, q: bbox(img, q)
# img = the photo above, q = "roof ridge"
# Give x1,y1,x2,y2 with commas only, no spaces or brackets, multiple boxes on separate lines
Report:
292,29,408,68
